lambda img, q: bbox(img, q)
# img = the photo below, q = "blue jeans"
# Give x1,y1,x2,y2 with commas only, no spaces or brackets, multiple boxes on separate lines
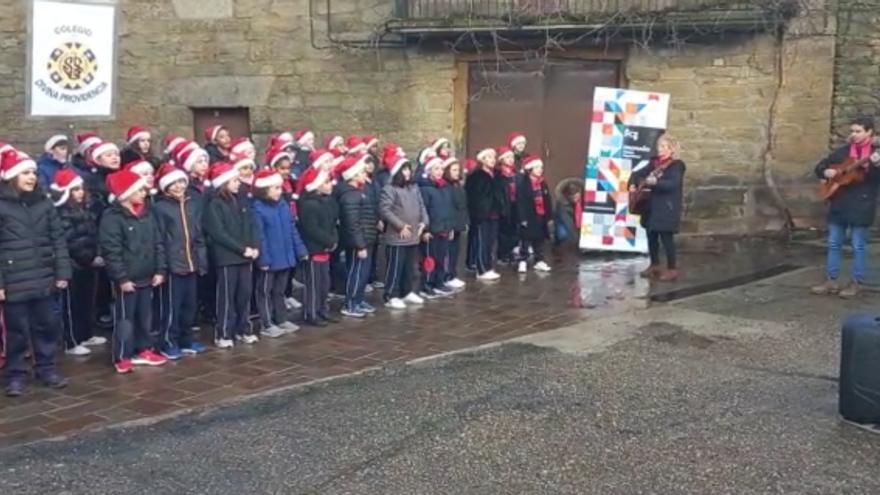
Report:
826,223,868,283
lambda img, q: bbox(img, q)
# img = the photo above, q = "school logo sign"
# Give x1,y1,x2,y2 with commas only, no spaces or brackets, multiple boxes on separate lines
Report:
29,1,117,117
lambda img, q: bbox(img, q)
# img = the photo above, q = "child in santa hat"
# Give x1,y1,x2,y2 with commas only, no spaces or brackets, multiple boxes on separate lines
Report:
378,155,428,310
177,145,212,215
203,163,260,348
51,169,108,357
444,158,468,289
37,134,69,192
465,147,504,281
121,126,158,167
204,125,232,164
0,150,72,396
80,140,122,215
98,169,168,374
336,154,379,318
516,157,553,273
122,159,157,199
324,135,346,156
71,132,102,171
507,132,529,170
362,148,383,291
152,164,209,359
495,146,519,265
231,150,257,200
251,169,308,338
296,167,339,326
418,156,459,298
267,145,295,206
290,130,315,180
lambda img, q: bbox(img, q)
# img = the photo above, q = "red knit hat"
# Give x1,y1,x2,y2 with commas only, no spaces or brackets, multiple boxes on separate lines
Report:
230,137,255,156
324,135,344,150
178,147,208,173
44,134,68,153
495,146,513,162
204,125,225,143
156,163,188,191
50,168,83,206
126,126,150,146
122,159,154,177
0,150,36,181
209,162,239,189
88,141,119,164
75,132,101,156
266,145,292,168
507,132,526,149
308,148,334,170
345,136,365,155
296,167,330,195
335,154,368,181
253,168,283,189
523,156,544,171
106,169,147,203
362,135,379,150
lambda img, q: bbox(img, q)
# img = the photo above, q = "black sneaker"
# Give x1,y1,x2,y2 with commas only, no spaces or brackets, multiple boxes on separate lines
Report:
5,378,25,397
304,319,329,328
319,313,340,324
37,371,69,389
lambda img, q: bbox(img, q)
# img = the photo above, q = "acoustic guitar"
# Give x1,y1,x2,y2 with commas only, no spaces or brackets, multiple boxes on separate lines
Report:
818,155,873,201
629,164,668,215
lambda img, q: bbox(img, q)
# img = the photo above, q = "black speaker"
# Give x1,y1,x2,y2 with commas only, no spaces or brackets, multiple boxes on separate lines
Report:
840,314,880,424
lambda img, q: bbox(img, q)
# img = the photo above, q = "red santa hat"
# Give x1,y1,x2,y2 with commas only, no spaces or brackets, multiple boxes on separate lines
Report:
507,132,526,148
362,135,379,150
209,162,239,189
463,158,477,174
156,163,189,191
430,137,449,151
345,136,366,155
523,156,544,171
423,156,445,175
230,150,255,171
122,159,154,177
106,169,147,204
0,150,36,181
336,153,369,181
324,135,344,150
163,134,185,154
230,137,255,156
254,168,283,189
0,142,14,156
75,132,101,156
50,168,83,207
126,126,150,146
442,156,459,169
178,147,208,173
296,167,331,195
89,141,119,164
383,151,410,178
44,134,69,153
495,146,513,161
170,140,198,164
309,149,334,170
418,147,436,165
330,148,346,168
204,125,225,144
477,147,497,163
266,146,292,168
295,130,315,148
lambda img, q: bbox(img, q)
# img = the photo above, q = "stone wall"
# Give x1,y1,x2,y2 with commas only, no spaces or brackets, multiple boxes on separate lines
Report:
833,0,880,137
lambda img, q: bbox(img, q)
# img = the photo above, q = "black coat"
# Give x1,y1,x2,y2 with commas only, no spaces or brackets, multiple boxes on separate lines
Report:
0,184,72,302
297,191,340,255
58,202,99,270
449,181,469,232
629,160,686,233
203,192,257,266
204,143,229,164
72,161,111,218
152,195,208,276
465,168,505,224
99,204,166,287
516,175,554,241
120,148,159,167
337,182,379,250
419,178,456,234
815,145,880,227
495,172,518,221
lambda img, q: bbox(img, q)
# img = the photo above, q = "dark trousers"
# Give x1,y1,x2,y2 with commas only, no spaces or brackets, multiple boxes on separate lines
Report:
368,241,381,284
446,231,463,281
498,216,519,262
466,228,476,270
648,230,677,269
62,267,97,349
5,297,60,380
96,269,112,321
198,271,216,324
330,246,346,294
384,245,417,300
159,273,198,350
215,264,253,340
474,220,499,275
302,259,331,321
255,268,289,330
344,248,372,310
111,286,153,362
420,236,450,291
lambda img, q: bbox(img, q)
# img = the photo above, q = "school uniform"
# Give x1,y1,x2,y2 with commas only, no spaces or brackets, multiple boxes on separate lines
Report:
495,168,519,263
337,182,379,312
419,176,455,293
465,168,505,275
363,176,382,285
297,191,340,323
446,179,469,282
58,201,100,350
379,181,428,301
515,173,553,263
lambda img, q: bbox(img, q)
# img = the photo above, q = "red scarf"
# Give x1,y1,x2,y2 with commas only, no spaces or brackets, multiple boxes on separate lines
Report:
653,155,673,168
530,175,546,217
499,164,516,177
126,202,145,217
431,177,447,188
850,139,872,160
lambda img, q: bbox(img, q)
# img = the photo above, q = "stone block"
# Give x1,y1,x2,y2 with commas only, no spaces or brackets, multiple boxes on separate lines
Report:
168,76,276,107
172,0,233,19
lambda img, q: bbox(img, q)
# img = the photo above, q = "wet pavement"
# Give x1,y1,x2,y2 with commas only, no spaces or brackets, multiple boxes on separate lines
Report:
0,238,824,447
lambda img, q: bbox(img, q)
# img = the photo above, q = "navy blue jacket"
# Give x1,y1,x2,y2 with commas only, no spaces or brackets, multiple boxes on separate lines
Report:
815,145,880,227
419,177,456,234
37,154,67,193
252,198,308,271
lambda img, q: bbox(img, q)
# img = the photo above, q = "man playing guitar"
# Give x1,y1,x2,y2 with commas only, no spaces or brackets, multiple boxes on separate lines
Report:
812,116,880,298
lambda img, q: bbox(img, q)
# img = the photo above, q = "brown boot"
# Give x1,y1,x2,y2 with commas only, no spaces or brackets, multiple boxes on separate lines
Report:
839,281,860,299
810,279,840,295
640,265,661,279
658,269,679,282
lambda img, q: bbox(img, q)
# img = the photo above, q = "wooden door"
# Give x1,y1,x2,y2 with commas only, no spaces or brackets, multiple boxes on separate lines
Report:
192,107,251,144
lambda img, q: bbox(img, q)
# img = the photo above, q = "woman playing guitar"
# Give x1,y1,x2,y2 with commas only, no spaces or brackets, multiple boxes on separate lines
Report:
628,134,686,282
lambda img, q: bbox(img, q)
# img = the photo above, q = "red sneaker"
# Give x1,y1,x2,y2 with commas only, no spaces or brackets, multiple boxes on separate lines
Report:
132,350,168,366
115,359,133,374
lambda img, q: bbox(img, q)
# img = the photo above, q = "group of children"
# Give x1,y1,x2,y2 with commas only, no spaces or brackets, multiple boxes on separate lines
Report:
0,127,557,396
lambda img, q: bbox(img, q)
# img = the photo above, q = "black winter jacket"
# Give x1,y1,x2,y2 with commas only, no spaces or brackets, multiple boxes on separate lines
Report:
297,192,340,255
495,172,518,221
337,182,379,250
72,161,112,217
120,148,159,167
465,168,505,224
58,202,99,270
203,192,257,266
419,178,456,234
629,159,686,232
204,143,230,164
516,174,554,241
449,181,468,232
99,204,166,287
153,195,208,276
0,184,72,302
815,145,880,227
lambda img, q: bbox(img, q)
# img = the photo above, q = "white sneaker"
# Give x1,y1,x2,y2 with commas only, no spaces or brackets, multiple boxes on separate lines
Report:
291,278,305,290
261,326,286,338
534,261,552,272
82,336,107,346
403,292,425,305
284,297,302,310
517,261,527,274
243,334,260,344
215,339,234,349
385,298,407,310
279,321,300,333
65,344,91,356
447,278,466,289
364,284,374,294
477,271,501,281
511,246,521,257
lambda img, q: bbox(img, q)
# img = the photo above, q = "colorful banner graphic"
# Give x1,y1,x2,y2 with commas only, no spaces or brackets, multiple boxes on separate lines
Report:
579,87,670,253
29,0,117,117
